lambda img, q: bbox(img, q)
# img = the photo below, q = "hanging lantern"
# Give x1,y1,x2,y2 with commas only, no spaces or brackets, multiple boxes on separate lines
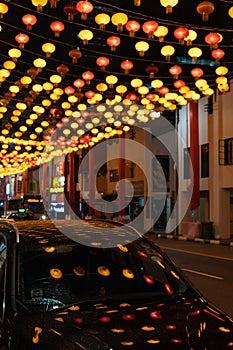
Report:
64,86,75,95
205,32,220,49
134,0,141,5
49,0,60,8
95,13,110,30
82,71,94,84
151,79,163,90
27,67,38,79
174,27,189,44
135,41,149,56
96,56,110,71
64,2,77,21
0,3,8,18
22,14,37,30
42,42,56,57
142,21,158,39
126,93,138,102
116,85,127,96
169,65,182,79
125,20,140,37
50,74,62,86
43,82,53,93
68,48,82,63
212,48,225,63
111,13,128,31
188,47,202,62
160,0,178,14
191,67,204,80
96,83,108,94
120,60,133,74
215,66,228,76
174,80,185,89
56,64,69,77
154,26,168,42
146,64,158,78
161,45,175,61
106,75,118,88
85,90,95,99
184,29,197,46
158,86,169,95
196,1,215,21
78,29,93,45
33,58,46,72
15,33,29,48
50,21,65,37
229,7,233,18
106,36,121,51
31,0,48,12
8,48,21,62
76,0,93,20
131,78,143,90
3,61,16,71
73,79,85,90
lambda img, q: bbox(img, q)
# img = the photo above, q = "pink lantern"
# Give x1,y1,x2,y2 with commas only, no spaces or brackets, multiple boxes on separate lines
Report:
158,86,169,95
64,86,75,95
73,79,85,90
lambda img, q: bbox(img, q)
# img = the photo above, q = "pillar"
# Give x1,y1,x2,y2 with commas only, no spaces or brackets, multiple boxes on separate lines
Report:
118,133,125,217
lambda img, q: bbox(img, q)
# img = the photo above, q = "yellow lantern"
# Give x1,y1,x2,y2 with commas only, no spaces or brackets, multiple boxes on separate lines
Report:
9,85,20,96
68,95,78,104
161,45,175,61
0,3,8,18
78,29,93,45
35,126,43,133
116,85,127,96
33,57,46,72
31,0,48,12
26,119,34,125
184,30,197,46
106,75,118,88
131,78,143,91
96,83,108,93
138,86,149,97
11,116,19,123
154,26,168,42
53,87,63,95
111,12,128,31
43,82,53,93
41,120,49,127
19,125,27,133
61,101,71,110
215,66,228,76
8,48,21,62
151,79,163,89
16,102,27,111
135,41,149,57
50,74,62,86
33,105,45,115
32,84,43,93
195,79,208,90
3,61,16,71
160,0,178,14
216,76,227,85
21,76,32,87
42,99,52,108
0,69,10,79
95,13,110,30
42,42,56,57
188,47,202,62
229,6,233,18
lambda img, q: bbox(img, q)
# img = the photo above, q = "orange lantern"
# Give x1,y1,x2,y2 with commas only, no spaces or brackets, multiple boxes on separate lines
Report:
174,80,185,89
64,2,77,21
85,90,95,99
68,48,82,63
146,64,158,78
125,20,140,37
82,71,94,84
106,36,121,51
50,21,65,37
76,0,93,20
126,93,138,102
15,33,29,48
96,56,110,71
158,86,169,95
205,32,220,49
134,0,141,5
27,67,38,79
212,48,225,63
196,1,215,21
169,65,182,79
120,60,133,74
64,86,75,95
174,27,189,44
73,79,85,90
142,21,158,39
22,14,37,30
191,67,204,80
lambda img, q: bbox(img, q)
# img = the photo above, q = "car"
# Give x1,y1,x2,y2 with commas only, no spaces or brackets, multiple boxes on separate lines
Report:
6,212,38,221
0,219,232,350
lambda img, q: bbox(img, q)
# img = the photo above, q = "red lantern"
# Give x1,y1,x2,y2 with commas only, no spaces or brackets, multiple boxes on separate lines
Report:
158,87,169,95
205,32,220,49
15,33,29,48
64,2,77,21
73,79,85,90
120,60,133,74
85,90,95,98
146,93,155,101
191,67,204,80
96,56,110,71
76,0,93,20
211,48,225,63
125,20,140,37
106,36,121,51
126,93,138,102
174,27,189,44
64,86,75,95
22,14,37,30
50,21,65,37
82,71,94,84
142,21,158,39
169,65,182,79
146,64,158,78
174,80,186,89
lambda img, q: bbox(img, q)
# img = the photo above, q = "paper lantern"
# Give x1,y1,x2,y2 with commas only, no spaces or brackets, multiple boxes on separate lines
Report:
64,86,75,95
196,1,215,21
151,79,163,89
174,80,185,89
56,64,69,77
135,41,149,56
191,67,204,80
106,75,118,88
82,71,94,84
142,21,158,39
211,48,225,63
120,60,133,74
49,0,60,8
158,87,169,95
68,48,82,63
161,45,175,61
15,33,29,48
42,42,56,57
184,30,197,46
50,21,64,37
31,0,48,12
154,26,168,42
22,14,37,30
33,57,46,72
160,0,178,14
27,67,38,79
146,64,158,78
125,20,140,37
78,29,93,45
174,27,189,44
131,78,143,90
188,47,202,62
169,65,182,79
96,56,110,71
215,66,228,76
205,32,220,49
95,13,110,29
229,7,233,18
0,3,8,18
76,1,93,20
106,36,121,51
50,74,62,86
111,12,128,31
73,79,85,90
8,48,21,62
64,2,78,21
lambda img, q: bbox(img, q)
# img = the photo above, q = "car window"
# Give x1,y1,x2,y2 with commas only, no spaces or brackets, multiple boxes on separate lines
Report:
18,237,190,311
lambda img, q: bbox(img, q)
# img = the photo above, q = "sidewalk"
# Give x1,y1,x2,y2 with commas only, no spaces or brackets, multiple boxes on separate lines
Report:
149,231,233,247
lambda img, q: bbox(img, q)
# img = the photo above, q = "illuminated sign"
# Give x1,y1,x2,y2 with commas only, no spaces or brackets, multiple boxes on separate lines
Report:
49,188,64,193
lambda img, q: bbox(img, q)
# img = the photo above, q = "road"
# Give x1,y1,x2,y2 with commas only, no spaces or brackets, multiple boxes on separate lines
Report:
149,236,233,318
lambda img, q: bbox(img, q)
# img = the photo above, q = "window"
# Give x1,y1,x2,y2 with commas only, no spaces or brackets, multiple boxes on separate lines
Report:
225,138,233,165
201,144,209,178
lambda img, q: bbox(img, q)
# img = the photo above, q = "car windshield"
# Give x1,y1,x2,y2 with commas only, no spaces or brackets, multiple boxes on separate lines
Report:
18,235,191,311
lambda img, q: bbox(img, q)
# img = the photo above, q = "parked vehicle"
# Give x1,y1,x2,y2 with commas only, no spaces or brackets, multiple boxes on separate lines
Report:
0,220,232,349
